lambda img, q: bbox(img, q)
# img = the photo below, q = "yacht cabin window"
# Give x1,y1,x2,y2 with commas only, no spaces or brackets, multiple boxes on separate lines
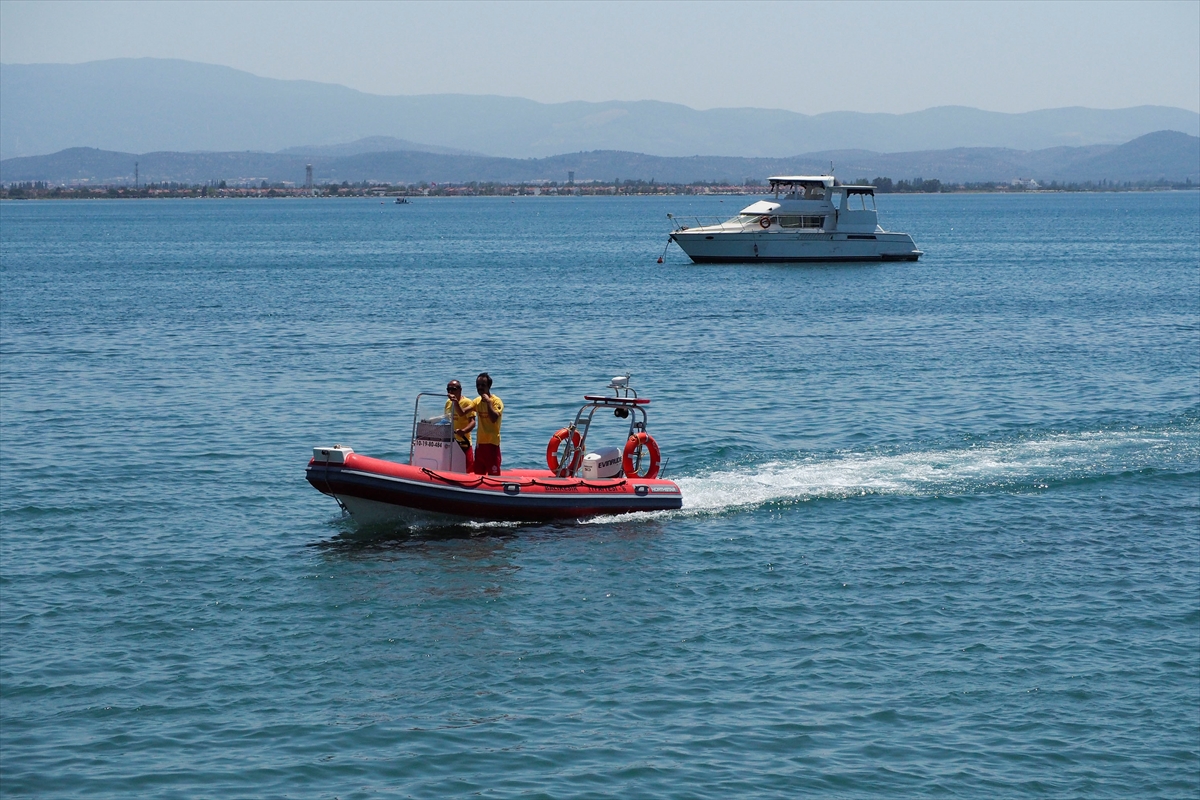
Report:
778,215,826,229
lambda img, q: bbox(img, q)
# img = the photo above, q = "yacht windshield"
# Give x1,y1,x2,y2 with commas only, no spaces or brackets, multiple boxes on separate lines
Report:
773,183,826,199
726,214,762,225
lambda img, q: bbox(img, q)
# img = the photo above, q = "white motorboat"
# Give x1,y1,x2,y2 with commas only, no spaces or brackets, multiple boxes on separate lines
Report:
669,176,922,263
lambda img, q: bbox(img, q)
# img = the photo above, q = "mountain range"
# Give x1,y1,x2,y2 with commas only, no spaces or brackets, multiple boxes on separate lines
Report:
2,58,1198,161
3,131,1196,186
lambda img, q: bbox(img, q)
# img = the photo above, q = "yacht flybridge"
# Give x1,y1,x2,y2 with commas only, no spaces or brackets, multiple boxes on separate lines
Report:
669,176,922,263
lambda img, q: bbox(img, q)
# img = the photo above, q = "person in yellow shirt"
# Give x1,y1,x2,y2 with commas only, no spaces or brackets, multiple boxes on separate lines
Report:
444,380,475,473
470,372,504,475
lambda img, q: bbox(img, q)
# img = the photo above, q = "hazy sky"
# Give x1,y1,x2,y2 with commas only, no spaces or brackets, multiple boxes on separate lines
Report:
2,0,1197,114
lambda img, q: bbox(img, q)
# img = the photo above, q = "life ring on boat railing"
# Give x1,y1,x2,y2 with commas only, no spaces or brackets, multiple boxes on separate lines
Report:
546,428,584,474
759,215,772,229
622,432,661,479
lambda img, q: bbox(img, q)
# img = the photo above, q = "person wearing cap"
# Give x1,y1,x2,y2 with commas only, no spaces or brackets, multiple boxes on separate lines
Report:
469,372,503,475
444,380,475,473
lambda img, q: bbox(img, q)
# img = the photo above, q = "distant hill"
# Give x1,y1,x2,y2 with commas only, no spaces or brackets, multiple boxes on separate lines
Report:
4,132,1196,186
1054,130,1200,183
2,58,1198,160
277,136,482,158
0,147,309,185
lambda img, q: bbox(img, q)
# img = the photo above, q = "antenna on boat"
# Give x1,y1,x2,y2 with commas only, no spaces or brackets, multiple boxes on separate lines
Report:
608,374,635,399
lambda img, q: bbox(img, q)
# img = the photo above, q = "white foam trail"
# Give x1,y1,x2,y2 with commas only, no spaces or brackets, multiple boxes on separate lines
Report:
675,426,1197,514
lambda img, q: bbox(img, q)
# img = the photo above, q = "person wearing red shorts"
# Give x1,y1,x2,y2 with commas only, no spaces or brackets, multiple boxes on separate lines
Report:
470,372,504,475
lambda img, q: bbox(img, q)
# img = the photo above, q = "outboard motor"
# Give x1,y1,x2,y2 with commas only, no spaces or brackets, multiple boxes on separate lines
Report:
582,446,623,479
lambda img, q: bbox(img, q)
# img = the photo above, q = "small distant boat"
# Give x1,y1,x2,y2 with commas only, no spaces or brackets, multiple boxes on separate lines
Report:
394,197,410,204
307,376,683,525
669,176,922,263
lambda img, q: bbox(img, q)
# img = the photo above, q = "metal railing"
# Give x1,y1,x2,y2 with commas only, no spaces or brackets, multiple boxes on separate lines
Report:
667,213,759,233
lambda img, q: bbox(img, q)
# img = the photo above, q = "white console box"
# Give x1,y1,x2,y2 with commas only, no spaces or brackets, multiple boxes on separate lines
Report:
313,445,354,464
411,420,468,472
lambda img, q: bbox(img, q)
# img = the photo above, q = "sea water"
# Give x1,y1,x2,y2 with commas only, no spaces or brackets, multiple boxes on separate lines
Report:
1,192,1197,797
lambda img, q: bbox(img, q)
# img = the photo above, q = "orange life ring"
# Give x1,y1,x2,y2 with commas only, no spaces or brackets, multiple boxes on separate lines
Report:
622,432,661,479
546,428,584,474
759,215,772,229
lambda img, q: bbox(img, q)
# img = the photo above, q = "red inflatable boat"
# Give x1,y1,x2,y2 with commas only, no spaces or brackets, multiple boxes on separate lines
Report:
307,377,683,524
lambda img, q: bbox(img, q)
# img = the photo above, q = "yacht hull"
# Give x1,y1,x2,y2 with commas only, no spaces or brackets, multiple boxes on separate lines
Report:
671,231,921,263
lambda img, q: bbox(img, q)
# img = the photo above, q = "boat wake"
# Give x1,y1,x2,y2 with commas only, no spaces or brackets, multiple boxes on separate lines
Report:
591,415,1199,522
321,415,1197,537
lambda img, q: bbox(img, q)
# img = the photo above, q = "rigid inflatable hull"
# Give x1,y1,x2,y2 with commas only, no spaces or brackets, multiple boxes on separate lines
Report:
307,453,683,523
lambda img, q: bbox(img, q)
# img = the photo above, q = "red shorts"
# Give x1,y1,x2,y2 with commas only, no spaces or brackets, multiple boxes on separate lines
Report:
457,442,474,474
473,443,501,475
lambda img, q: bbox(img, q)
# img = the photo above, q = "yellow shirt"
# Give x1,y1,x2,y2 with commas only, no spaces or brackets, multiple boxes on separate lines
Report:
445,397,476,445
469,394,503,445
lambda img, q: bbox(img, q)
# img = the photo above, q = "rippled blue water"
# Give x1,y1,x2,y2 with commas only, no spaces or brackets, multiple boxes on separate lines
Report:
2,192,1198,798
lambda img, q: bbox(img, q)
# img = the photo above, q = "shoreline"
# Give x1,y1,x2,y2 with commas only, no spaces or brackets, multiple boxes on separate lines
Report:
3,186,1196,201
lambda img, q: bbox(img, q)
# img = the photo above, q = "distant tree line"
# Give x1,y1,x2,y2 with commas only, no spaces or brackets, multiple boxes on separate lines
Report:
2,176,1194,199
856,177,943,193
853,176,1195,193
